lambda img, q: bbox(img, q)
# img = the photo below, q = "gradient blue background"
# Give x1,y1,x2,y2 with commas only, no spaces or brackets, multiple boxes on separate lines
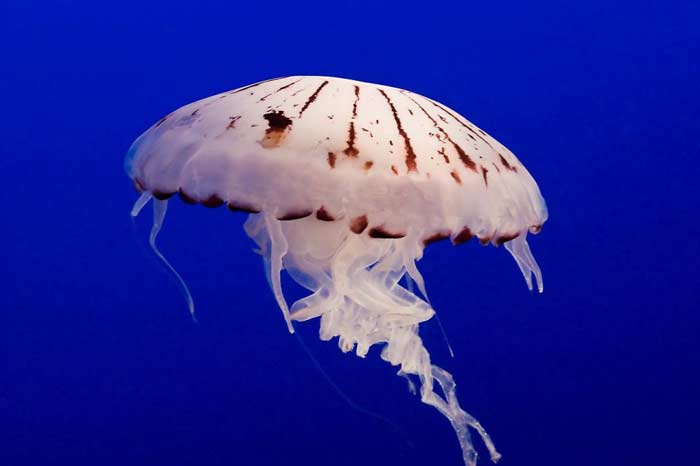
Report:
2,1,699,465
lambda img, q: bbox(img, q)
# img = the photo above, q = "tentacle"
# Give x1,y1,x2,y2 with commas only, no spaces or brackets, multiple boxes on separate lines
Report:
294,330,415,449
263,213,295,333
504,233,544,293
243,214,268,254
131,192,152,217
290,287,339,322
403,250,455,358
431,366,501,463
285,253,332,292
402,250,429,301
149,199,196,320
433,315,456,358
398,371,417,395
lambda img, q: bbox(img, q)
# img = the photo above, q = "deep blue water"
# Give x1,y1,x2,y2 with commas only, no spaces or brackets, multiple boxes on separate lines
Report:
3,1,699,465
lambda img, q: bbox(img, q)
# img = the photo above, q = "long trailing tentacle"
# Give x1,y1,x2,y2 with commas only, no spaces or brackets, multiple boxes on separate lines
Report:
403,252,455,358
263,213,295,333
148,199,196,320
293,330,415,449
130,193,196,320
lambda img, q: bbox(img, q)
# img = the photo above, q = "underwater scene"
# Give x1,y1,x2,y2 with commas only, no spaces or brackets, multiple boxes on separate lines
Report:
3,1,699,466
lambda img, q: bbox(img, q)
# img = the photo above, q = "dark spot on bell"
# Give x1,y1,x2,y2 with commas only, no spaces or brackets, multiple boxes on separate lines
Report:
202,194,225,208
450,170,462,185
350,215,368,234
278,210,313,221
423,231,451,247
316,206,335,221
369,227,406,239
327,152,337,168
452,227,473,245
178,188,198,205
152,190,175,200
261,110,293,148
263,110,293,130
364,161,374,170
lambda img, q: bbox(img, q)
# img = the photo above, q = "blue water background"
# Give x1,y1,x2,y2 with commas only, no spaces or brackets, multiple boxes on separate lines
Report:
2,1,699,465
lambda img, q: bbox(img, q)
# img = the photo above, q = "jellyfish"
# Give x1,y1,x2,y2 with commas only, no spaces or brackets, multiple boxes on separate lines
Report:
126,76,547,465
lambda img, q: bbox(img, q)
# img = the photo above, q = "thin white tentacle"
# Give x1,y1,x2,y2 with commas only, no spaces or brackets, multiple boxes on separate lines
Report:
131,192,152,217
149,199,196,320
263,213,295,333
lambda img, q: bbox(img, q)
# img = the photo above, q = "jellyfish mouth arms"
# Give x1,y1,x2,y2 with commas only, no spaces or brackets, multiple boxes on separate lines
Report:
244,214,504,465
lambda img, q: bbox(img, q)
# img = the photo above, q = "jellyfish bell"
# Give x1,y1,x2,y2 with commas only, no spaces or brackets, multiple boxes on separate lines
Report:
126,76,547,465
